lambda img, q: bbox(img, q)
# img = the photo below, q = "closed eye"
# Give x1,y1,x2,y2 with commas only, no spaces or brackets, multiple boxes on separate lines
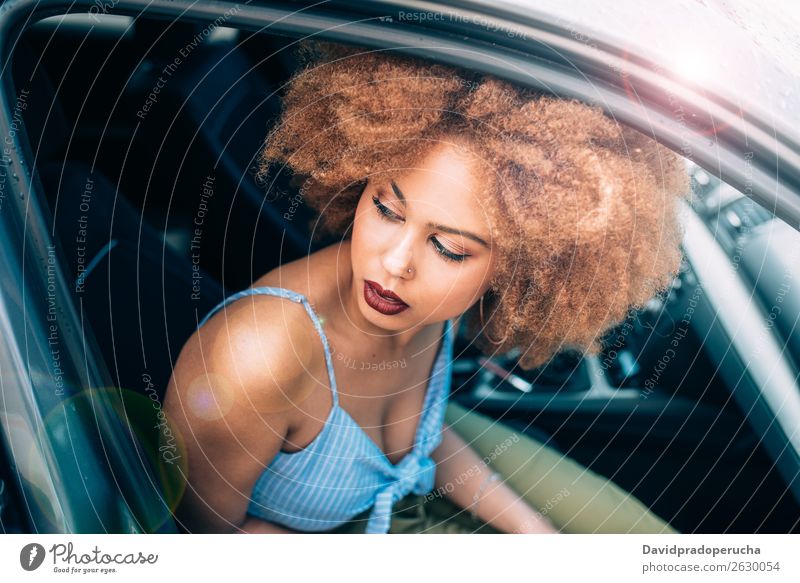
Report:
371,195,468,263
372,195,402,222
430,237,467,263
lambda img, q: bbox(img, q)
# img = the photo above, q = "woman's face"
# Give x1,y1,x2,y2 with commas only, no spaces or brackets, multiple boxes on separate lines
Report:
349,140,497,333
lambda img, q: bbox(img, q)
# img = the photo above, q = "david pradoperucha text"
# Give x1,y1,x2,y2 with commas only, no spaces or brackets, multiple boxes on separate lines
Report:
643,544,760,559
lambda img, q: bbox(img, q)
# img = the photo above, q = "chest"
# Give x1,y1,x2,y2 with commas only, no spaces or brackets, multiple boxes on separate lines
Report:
285,333,445,465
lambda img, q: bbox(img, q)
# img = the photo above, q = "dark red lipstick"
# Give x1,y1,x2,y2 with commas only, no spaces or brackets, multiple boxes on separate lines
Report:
364,280,409,316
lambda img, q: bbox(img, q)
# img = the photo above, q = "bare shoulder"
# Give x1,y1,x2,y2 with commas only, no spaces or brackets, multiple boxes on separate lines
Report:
170,289,323,416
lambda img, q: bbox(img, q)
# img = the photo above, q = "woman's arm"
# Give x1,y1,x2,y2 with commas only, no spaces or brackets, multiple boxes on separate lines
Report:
430,423,558,534
164,296,320,533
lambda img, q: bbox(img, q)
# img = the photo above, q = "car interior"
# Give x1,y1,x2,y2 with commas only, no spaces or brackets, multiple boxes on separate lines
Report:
8,13,799,534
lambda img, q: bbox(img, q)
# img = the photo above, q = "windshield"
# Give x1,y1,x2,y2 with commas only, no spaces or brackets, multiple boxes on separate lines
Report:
498,0,800,141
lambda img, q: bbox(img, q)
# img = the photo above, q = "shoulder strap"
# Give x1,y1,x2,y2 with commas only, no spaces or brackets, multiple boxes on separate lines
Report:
197,286,339,407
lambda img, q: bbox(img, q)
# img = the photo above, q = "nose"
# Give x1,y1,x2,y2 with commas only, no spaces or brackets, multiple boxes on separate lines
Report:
381,231,415,281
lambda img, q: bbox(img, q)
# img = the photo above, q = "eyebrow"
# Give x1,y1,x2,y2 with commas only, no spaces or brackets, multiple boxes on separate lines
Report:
390,180,491,249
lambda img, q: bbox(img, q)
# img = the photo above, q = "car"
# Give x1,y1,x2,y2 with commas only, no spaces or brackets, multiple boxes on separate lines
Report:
0,0,797,534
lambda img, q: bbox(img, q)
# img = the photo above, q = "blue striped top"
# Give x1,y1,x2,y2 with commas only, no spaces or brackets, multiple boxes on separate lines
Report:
197,286,454,534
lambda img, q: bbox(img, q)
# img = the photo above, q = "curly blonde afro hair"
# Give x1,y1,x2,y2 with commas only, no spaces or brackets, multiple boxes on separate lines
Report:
256,40,690,370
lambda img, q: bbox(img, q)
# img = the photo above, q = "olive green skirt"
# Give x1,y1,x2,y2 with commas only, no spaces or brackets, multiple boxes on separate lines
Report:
328,491,504,534
328,401,679,534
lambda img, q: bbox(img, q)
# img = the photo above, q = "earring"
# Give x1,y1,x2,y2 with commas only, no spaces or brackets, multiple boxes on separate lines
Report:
479,293,509,345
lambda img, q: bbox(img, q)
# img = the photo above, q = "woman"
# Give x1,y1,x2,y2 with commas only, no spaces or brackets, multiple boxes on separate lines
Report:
163,40,688,534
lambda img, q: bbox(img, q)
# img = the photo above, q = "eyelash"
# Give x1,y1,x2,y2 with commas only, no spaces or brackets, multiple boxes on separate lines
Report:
371,195,468,263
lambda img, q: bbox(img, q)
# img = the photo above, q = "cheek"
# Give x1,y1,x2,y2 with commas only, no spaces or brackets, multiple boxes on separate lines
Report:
424,265,486,310
350,200,382,265
353,201,375,238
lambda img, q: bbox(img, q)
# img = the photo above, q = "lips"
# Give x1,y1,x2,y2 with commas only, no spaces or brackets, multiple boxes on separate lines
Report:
364,280,409,316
